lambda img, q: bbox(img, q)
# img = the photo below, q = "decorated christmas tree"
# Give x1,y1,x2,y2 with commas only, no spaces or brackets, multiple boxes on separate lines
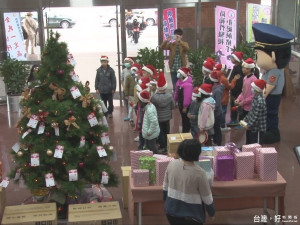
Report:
9,32,118,207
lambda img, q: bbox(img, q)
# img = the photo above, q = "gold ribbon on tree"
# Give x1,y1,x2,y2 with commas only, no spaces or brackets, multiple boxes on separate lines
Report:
37,110,49,122
22,89,31,101
22,107,32,118
79,94,93,108
64,116,80,131
49,83,66,101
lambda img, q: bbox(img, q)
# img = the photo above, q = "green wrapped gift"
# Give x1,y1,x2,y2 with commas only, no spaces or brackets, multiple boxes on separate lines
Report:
195,159,211,172
139,156,156,185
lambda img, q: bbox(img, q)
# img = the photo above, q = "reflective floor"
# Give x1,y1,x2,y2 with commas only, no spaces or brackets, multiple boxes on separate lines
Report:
0,92,300,224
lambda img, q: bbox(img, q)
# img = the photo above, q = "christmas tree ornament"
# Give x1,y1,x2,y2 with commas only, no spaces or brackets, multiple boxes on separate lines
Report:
67,54,76,66
37,122,45,134
45,132,51,137
37,110,49,122
62,161,67,166
79,94,93,108
51,122,59,136
101,171,109,184
69,70,79,82
64,116,80,131
23,146,29,151
57,69,64,75
78,162,84,168
69,169,78,181
21,89,31,101
49,83,66,101
36,100,41,104
46,149,53,156
70,86,82,99
45,173,55,187
54,145,64,158
87,113,98,127
68,110,73,115
30,153,40,166
85,81,90,92
79,136,85,148
27,115,40,129
101,132,110,145
22,128,32,139
97,146,107,157
11,142,21,153
17,151,23,157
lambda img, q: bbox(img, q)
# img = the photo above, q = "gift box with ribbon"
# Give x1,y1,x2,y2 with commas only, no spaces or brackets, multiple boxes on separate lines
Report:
257,147,278,181
139,156,156,185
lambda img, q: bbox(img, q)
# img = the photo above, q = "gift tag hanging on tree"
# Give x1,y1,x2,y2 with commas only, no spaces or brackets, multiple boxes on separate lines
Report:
22,129,32,139
70,86,82,99
101,132,110,145
37,122,45,134
69,169,78,181
14,168,21,181
54,145,64,159
79,136,85,148
101,171,109,184
11,142,21,153
45,173,55,187
67,53,76,66
97,146,107,157
27,115,40,128
31,153,40,166
69,70,79,82
87,113,98,127
0,177,9,188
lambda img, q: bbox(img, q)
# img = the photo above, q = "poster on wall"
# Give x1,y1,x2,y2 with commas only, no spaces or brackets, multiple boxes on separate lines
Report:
162,8,177,41
215,6,237,69
246,4,271,42
3,13,26,61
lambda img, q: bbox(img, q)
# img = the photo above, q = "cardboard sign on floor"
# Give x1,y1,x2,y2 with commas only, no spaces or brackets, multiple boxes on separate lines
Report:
68,201,122,225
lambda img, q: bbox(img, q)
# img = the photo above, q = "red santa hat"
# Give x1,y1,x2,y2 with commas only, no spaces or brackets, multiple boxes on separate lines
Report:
131,63,141,72
209,70,220,83
231,51,243,63
251,79,267,92
242,58,256,69
198,83,213,95
204,57,216,65
157,71,167,90
137,90,151,103
124,57,134,64
214,63,227,73
202,61,214,73
192,86,199,97
100,55,109,62
138,82,149,92
177,67,191,77
139,76,151,85
142,65,156,76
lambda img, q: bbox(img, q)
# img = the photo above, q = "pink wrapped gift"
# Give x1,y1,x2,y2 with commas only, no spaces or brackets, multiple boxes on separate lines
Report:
130,150,153,171
214,146,231,174
216,155,234,181
132,169,149,187
153,154,168,160
155,157,173,186
258,148,278,181
242,143,262,173
234,152,255,179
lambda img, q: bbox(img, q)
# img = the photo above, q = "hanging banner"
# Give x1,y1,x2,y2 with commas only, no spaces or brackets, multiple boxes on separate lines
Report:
215,6,237,69
162,8,177,41
246,4,271,42
3,13,26,60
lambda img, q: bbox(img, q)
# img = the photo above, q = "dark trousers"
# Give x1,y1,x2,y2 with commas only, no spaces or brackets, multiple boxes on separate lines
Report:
240,109,249,121
100,93,114,114
221,105,227,128
138,132,145,150
230,96,238,121
246,130,264,145
190,124,199,139
166,214,203,225
158,121,170,149
179,108,190,133
213,114,222,146
266,95,281,131
170,71,178,92
145,138,158,154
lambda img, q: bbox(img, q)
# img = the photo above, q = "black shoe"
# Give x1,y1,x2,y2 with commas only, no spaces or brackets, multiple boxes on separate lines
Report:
263,130,280,144
108,114,113,118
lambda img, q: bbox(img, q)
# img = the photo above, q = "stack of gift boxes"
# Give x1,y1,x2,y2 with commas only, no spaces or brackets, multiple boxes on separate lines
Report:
196,143,278,181
130,150,174,187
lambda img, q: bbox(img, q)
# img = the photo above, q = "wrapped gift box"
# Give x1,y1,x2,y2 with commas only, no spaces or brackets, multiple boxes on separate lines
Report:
130,150,153,171
121,166,131,208
258,148,278,181
201,146,214,157
155,157,173,186
214,146,231,174
242,143,262,173
167,133,193,154
153,154,168,160
195,159,211,172
139,156,156,185
216,155,234,181
132,169,149,187
199,156,214,169
234,152,255,179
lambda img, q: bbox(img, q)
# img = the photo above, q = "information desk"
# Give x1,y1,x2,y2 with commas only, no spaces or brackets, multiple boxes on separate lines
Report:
128,172,286,225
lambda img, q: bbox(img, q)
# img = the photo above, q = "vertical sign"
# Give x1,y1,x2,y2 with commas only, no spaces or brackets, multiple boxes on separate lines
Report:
162,8,177,41
3,13,26,60
215,6,236,69
246,4,271,42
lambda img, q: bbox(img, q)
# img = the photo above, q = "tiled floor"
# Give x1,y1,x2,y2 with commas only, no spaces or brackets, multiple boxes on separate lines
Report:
0,91,300,224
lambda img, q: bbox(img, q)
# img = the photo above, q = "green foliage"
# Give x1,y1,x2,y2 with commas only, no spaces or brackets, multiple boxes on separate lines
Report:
188,46,216,87
136,47,164,70
9,31,118,202
232,41,256,60
0,58,29,95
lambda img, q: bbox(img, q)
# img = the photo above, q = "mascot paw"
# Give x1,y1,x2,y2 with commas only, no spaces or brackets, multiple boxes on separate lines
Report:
263,130,281,144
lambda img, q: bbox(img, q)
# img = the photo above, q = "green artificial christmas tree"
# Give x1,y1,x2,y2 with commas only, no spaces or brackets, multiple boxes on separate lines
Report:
9,32,118,209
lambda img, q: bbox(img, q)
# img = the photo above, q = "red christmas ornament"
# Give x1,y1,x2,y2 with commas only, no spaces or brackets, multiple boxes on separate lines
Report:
68,110,73,115
91,140,95,144
58,69,64,75
45,132,50,137
79,162,84,168
36,100,41,104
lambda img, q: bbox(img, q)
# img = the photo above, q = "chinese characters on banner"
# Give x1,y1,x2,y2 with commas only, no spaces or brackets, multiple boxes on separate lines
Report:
246,4,271,42
215,6,237,69
162,8,177,41
3,13,26,60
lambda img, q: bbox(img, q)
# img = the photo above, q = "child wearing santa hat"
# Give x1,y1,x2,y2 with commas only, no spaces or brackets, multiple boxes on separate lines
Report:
240,79,267,144
235,58,258,128
202,59,215,84
151,71,174,152
121,57,134,115
138,90,160,153
174,67,193,132
142,65,158,81
187,87,201,138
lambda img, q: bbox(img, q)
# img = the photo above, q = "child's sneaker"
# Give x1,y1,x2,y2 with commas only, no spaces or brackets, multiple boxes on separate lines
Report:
124,117,130,121
227,120,239,126
134,136,139,142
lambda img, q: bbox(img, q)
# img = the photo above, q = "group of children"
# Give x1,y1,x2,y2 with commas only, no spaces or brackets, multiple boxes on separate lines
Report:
121,51,267,154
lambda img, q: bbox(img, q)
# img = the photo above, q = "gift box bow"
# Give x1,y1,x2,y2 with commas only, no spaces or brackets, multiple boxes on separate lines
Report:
225,142,241,155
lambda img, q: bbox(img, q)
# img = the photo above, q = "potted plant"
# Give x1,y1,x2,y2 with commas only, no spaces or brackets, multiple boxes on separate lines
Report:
0,58,29,112
136,47,164,70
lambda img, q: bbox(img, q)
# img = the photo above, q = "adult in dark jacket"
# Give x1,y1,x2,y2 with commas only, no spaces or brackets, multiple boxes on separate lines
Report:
228,51,245,126
95,56,116,118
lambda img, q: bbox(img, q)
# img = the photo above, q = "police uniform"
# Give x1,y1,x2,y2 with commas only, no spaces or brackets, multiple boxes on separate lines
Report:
252,23,294,143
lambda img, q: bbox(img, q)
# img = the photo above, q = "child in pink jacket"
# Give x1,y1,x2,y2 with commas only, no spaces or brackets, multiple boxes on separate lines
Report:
174,67,193,133
235,58,258,121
